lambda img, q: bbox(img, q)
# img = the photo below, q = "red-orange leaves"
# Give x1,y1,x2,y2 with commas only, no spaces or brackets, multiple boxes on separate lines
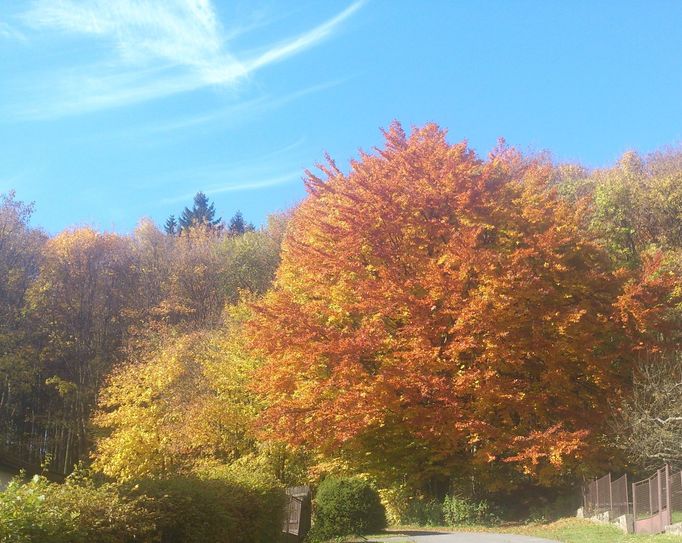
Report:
249,123,629,487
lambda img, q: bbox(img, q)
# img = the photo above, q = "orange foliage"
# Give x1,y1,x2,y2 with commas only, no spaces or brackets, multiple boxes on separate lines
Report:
249,123,635,485
615,250,682,349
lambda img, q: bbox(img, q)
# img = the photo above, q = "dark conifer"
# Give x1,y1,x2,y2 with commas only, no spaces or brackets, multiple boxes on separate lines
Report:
178,192,221,232
164,214,177,235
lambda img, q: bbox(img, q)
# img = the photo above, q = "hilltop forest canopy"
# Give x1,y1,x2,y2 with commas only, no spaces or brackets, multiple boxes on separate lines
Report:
1,123,681,501
0,191,281,474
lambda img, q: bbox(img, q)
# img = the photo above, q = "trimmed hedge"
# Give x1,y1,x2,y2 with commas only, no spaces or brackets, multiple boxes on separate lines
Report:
309,477,386,541
0,470,286,543
136,472,286,543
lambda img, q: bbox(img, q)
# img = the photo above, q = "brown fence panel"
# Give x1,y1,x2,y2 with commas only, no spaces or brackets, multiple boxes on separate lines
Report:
633,466,671,534
583,472,631,520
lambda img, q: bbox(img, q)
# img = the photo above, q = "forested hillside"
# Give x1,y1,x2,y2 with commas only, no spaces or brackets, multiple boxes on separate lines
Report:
1,124,681,507
0,190,284,475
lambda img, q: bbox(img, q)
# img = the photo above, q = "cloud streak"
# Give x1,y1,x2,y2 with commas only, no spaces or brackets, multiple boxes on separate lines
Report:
156,138,307,204
161,170,302,204
138,79,347,135
8,0,363,119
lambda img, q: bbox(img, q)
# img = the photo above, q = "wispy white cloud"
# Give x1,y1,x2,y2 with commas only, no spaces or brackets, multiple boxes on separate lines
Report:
7,0,364,119
139,79,347,135
244,2,364,71
161,170,301,204
157,139,307,203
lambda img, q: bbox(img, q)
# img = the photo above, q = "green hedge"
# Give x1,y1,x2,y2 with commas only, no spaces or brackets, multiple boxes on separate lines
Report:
136,472,286,543
0,470,286,543
308,477,386,541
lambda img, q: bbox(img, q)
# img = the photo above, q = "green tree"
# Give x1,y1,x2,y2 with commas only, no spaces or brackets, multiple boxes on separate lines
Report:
227,211,255,236
164,214,178,235
178,192,221,232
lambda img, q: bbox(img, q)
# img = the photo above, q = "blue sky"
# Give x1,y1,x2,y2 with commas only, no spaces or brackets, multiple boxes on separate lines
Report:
2,1,682,233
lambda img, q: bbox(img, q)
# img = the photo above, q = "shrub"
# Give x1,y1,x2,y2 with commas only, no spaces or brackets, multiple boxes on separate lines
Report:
0,469,286,543
308,477,386,541
527,493,580,523
0,474,156,543
442,495,498,526
135,470,286,543
400,497,444,526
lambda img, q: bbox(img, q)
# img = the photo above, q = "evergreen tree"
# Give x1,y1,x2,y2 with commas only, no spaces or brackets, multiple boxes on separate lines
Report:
164,215,177,235
178,192,221,232
228,211,255,236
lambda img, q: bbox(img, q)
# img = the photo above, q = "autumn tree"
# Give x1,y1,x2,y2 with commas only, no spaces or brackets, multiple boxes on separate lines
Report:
0,191,46,459
555,148,682,265
249,123,635,492
92,304,307,484
219,223,284,303
555,149,682,348
26,228,138,472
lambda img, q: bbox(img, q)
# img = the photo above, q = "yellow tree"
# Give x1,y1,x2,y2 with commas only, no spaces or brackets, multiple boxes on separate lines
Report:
93,306,261,481
27,228,137,473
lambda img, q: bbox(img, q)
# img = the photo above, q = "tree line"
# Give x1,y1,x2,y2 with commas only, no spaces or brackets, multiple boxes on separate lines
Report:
0,190,282,475
2,123,682,504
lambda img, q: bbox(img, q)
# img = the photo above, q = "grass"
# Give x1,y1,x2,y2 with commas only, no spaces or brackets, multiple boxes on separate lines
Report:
505,518,682,542
339,518,682,542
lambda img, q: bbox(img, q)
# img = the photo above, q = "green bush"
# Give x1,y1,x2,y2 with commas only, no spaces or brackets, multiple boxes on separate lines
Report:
136,471,286,543
0,469,286,543
442,495,498,526
400,497,444,526
308,477,386,541
0,474,156,543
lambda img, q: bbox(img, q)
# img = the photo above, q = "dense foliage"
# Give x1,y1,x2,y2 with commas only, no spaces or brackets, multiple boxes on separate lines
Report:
0,192,283,475
0,470,285,543
2,123,682,526
250,124,680,494
0,475,156,543
308,477,386,541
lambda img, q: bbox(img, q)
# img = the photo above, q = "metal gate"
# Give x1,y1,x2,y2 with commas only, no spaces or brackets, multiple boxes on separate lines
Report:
633,465,671,534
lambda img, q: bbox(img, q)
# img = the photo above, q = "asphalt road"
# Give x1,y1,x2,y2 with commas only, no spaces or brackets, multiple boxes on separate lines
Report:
395,531,559,543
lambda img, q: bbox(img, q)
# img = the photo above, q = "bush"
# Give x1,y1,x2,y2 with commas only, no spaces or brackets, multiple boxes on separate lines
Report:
400,497,444,526
0,474,156,543
0,469,286,543
308,477,386,541
442,495,498,526
527,493,580,523
134,470,286,543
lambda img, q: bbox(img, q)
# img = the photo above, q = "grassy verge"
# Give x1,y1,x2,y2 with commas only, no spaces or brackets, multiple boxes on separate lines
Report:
340,518,682,542
506,518,682,542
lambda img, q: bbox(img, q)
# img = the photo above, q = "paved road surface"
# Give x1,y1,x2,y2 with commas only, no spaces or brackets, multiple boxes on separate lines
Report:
392,531,559,543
